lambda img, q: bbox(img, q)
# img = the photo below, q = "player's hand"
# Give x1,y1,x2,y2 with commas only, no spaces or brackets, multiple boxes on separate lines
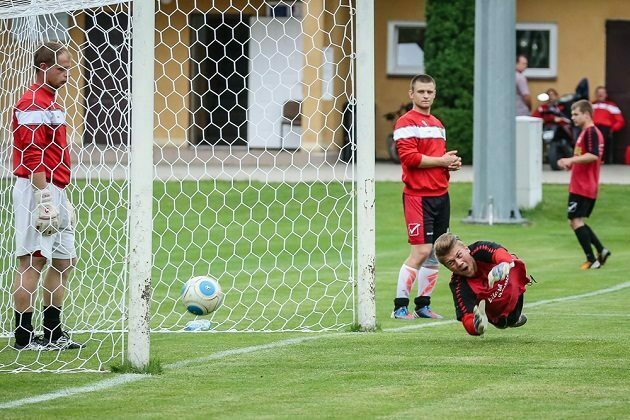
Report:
443,150,462,171
557,157,572,170
34,189,59,236
473,300,488,335
487,261,514,288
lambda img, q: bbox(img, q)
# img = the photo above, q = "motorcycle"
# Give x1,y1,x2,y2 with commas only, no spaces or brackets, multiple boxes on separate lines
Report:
535,78,589,170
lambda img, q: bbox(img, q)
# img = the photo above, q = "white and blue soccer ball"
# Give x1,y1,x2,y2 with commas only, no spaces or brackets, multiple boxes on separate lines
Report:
180,276,223,316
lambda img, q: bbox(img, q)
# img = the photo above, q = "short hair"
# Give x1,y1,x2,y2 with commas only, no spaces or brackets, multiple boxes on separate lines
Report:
434,232,462,266
410,74,436,91
516,54,528,63
571,99,593,116
595,85,606,92
546,88,558,96
34,41,68,73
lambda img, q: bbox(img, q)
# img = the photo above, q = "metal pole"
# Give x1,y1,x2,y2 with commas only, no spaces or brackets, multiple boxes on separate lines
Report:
128,0,154,369
468,0,524,224
356,0,376,331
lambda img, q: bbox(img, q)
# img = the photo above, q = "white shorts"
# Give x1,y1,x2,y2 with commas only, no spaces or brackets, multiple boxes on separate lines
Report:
13,177,76,260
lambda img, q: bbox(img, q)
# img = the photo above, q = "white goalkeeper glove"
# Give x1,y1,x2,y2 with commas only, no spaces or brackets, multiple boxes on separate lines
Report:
65,200,76,230
34,188,59,236
473,300,488,335
487,261,514,288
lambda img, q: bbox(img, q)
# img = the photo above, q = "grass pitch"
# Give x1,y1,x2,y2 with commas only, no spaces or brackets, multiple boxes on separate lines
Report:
0,181,629,418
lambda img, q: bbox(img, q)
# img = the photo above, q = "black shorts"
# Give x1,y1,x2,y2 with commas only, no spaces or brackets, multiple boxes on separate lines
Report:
567,193,596,219
402,192,450,245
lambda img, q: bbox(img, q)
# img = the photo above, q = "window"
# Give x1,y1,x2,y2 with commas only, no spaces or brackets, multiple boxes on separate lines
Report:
266,1,303,18
516,23,557,79
387,21,426,76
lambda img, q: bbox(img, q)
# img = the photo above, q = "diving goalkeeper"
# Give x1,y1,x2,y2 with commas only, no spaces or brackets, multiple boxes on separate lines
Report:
434,233,534,336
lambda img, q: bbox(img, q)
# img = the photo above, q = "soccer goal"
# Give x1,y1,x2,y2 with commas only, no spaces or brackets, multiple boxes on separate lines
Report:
0,0,375,372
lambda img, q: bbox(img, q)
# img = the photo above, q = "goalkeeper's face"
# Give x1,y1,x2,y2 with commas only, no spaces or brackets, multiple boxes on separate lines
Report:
45,52,71,90
442,242,477,277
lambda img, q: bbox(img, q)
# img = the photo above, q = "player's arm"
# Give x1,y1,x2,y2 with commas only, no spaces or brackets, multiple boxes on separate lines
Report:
610,104,625,132
418,151,461,170
470,242,514,287
450,278,484,336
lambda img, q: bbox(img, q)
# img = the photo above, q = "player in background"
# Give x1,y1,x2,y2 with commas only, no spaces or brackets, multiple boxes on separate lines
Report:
434,233,533,336
391,74,461,320
591,86,625,164
11,42,84,350
557,100,611,270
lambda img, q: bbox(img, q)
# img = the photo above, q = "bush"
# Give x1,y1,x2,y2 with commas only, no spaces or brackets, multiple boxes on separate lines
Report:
432,107,473,164
424,0,475,163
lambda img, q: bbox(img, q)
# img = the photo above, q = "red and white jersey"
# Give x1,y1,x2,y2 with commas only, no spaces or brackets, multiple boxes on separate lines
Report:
13,83,71,188
570,125,603,199
393,109,448,196
449,241,530,332
592,100,625,132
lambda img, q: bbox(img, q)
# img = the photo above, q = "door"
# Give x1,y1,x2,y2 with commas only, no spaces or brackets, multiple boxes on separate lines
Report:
83,12,130,145
605,20,630,163
189,14,249,146
247,17,303,149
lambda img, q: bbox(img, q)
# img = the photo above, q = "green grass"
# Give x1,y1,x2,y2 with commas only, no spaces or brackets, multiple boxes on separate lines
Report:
1,181,629,417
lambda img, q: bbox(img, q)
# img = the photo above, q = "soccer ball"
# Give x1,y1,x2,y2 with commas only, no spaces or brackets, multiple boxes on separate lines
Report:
180,276,223,316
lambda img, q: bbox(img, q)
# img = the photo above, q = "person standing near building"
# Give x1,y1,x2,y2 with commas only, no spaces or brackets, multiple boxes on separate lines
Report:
391,74,462,320
557,100,611,270
592,86,625,164
515,54,531,117
12,42,84,350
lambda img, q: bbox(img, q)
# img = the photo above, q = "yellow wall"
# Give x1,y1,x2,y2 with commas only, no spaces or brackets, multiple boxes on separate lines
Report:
517,0,630,111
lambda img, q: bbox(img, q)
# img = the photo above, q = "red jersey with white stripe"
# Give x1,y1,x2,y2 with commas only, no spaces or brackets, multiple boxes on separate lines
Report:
13,83,71,188
592,100,625,132
394,109,448,196
449,241,530,327
569,125,603,199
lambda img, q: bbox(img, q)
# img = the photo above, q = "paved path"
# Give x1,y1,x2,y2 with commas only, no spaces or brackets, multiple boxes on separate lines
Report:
375,162,630,185
3,145,630,184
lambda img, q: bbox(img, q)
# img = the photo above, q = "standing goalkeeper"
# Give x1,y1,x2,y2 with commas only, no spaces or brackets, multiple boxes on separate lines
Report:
434,233,533,336
11,42,83,351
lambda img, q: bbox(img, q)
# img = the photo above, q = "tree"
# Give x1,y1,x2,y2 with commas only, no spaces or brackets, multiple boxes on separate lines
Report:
424,0,475,163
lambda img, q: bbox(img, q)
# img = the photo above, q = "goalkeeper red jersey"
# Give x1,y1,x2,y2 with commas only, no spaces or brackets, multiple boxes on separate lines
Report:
569,125,603,199
13,83,71,188
394,109,448,196
449,241,530,326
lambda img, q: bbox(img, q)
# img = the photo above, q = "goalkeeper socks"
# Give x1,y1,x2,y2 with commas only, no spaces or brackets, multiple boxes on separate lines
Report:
14,310,34,346
394,297,410,310
395,264,418,300
417,266,439,297
574,226,595,262
43,305,62,342
584,224,603,254
414,295,431,309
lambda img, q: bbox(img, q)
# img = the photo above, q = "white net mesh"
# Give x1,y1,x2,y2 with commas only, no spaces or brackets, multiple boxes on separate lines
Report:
1,0,356,372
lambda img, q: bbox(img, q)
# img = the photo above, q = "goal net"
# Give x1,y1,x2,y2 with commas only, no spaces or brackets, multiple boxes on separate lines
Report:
0,0,364,373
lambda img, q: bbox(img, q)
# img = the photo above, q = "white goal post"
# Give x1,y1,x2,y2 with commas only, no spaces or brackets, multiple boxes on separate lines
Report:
0,0,375,373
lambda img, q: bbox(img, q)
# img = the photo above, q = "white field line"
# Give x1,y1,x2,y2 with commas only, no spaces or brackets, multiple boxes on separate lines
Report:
1,281,629,410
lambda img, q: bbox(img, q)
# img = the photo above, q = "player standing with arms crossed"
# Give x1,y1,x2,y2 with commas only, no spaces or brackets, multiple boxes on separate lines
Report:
391,74,461,320
11,42,84,350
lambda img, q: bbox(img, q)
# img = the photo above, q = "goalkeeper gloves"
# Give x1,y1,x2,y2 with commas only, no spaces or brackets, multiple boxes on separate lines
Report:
487,261,514,288
473,300,488,335
34,188,59,236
